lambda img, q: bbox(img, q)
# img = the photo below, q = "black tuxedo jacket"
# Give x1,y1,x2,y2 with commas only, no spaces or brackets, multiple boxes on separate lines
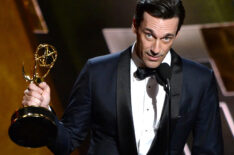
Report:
49,46,223,155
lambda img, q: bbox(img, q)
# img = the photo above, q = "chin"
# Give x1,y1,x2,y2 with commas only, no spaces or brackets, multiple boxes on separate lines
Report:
144,61,161,69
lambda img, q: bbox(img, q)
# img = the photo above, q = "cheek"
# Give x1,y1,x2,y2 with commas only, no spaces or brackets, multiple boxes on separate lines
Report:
136,42,143,58
162,42,173,52
140,39,152,52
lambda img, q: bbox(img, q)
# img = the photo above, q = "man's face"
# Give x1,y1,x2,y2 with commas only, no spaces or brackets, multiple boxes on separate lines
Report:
133,12,179,68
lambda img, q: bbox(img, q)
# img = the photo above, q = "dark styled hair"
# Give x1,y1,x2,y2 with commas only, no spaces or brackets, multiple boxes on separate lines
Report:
134,0,185,33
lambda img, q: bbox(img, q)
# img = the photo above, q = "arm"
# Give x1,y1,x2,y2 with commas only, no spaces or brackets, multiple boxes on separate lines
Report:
48,61,92,154
22,61,92,154
192,71,224,155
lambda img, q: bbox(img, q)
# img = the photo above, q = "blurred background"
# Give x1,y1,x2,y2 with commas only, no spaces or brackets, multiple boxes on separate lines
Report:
0,0,233,154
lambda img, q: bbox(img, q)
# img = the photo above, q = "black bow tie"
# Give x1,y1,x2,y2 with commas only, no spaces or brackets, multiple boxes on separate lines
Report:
134,67,157,80
134,67,165,86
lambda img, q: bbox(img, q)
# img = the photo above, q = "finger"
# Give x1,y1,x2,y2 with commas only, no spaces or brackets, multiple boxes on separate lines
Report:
39,82,50,93
23,95,41,104
22,99,41,107
28,83,43,94
24,89,43,101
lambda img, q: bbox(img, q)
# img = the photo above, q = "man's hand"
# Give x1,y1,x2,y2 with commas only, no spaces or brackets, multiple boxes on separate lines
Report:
22,82,51,110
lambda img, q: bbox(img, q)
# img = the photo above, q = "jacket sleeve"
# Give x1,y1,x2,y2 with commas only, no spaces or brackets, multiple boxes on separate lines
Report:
48,60,93,155
192,71,224,155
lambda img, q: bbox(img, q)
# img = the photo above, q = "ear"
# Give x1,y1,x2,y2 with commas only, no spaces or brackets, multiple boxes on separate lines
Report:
175,30,180,39
131,18,137,34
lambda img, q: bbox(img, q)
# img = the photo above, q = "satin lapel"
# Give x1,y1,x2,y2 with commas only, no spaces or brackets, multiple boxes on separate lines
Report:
170,49,183,131
147,49,183,155
117,47,138,155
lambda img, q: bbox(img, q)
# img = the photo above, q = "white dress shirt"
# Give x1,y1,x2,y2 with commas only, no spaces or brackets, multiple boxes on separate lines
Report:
130,44,171,155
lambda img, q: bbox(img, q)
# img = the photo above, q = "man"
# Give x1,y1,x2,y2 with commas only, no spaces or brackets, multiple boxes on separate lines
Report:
22,0,223,154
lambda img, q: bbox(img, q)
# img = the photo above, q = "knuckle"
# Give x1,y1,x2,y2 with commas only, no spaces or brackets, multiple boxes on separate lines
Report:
31,91,37,97
27,91,32,96
28,83,34,89
24,89,29,95
29,96,35,101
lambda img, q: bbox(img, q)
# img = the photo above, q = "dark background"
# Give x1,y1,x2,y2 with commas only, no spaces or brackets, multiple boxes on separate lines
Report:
35,0,234,106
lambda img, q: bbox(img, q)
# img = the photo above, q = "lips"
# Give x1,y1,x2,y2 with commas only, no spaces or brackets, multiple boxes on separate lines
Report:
146,52,162,61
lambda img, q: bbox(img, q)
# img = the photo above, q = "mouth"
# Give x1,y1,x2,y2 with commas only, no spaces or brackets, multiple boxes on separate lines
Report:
146,51,163,61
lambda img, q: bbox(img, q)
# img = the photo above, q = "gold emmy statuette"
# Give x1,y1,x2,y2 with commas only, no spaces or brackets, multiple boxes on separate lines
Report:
9,44,58,148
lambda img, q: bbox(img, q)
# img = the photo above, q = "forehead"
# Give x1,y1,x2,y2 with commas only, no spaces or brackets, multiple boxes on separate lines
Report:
140,12,179,35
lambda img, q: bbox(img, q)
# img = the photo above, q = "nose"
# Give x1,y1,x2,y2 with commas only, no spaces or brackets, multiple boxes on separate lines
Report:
151,40,161,53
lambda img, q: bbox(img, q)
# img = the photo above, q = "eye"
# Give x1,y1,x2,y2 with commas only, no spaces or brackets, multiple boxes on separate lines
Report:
162,36,172,43
145,33,153,40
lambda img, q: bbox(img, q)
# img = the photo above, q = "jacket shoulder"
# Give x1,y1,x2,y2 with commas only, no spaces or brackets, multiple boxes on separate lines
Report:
87,46,131,69
88,52,121,66
182,58,213,76
181,58,215,88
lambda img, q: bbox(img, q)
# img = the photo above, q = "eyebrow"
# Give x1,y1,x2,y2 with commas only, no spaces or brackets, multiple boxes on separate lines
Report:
144,28,176,38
